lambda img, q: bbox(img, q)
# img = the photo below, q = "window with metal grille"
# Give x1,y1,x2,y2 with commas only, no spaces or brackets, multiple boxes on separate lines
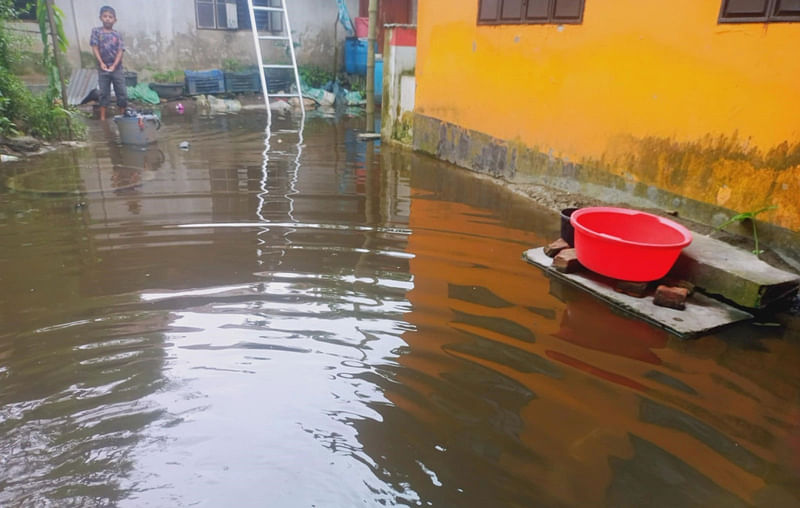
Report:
235,0,284,33
196,0,236,29
719,0,800,22
478,0,585,25
196,0,283,31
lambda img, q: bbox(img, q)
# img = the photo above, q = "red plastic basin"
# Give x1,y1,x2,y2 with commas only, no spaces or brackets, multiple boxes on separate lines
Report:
569,207,693,282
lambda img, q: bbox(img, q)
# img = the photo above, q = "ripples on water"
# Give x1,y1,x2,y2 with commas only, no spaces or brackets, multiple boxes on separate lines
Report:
0,111,799,507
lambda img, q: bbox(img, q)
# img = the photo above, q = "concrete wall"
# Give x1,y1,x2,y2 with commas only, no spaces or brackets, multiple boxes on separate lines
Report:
54,0,358,76
413,0,800,243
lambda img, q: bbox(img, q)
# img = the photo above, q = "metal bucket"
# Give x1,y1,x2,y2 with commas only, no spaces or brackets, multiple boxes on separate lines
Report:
113,114,161,145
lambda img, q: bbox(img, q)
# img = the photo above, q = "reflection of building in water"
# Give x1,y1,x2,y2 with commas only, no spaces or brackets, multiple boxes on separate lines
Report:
350,162,800,506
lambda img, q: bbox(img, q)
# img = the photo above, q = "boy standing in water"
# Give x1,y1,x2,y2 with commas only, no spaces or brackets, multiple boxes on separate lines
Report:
90,6,127,120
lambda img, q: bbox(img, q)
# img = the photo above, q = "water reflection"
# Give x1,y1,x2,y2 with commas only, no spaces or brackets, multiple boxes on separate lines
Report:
0,110,798,506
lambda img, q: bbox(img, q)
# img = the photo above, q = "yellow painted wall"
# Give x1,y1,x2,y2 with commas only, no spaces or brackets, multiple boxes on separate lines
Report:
415,1,800,231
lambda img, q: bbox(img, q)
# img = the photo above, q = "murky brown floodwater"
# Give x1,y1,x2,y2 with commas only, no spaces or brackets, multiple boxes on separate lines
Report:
1,109,799,507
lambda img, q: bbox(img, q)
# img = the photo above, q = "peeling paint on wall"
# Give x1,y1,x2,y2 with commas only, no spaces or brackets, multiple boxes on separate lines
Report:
594,133,800,233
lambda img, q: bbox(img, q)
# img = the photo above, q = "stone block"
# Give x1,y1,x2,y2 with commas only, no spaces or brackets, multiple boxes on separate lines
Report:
669,234,800,309
0,135,40,153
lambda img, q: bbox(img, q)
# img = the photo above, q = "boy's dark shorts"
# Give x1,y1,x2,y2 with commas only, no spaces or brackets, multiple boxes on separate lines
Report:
97,66,128,108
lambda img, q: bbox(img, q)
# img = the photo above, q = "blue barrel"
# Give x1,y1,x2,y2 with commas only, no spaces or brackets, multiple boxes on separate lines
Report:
345,37,367,75
374,58,383,103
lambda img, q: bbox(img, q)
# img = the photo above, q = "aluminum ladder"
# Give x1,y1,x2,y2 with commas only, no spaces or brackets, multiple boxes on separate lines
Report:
247,0,305,120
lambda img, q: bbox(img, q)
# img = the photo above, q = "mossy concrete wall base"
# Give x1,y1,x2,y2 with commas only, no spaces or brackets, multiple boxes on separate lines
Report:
669,235,800,309
412,113,800,262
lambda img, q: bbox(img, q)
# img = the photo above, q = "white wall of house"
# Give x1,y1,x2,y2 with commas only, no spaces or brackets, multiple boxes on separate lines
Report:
55,0,358,77
381,25,416,144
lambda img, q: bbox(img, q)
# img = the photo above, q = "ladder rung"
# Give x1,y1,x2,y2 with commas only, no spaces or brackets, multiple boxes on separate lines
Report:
248,1,304,116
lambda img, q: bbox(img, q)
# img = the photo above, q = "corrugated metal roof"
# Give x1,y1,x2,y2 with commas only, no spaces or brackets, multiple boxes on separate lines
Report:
66,68,98,106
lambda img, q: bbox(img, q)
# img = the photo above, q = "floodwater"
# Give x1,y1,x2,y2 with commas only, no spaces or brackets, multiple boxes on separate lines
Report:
1,108,799,508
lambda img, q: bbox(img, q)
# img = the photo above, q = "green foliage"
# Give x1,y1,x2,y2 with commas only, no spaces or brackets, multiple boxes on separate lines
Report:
152,69,184,83
10,1,34,19
0,67,81,140
346,74,365,94
36,0,67,96
0,1,83,141
36,1,66,52
26,92,81,139
298,65,333,88
0,1,13,66
0,0,17,19
0,91,20,136
0,68,25,135
714,205,778,256
222,58,246,72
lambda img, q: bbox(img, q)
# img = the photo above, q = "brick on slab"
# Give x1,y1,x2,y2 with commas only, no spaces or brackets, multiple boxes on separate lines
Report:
544,238,570,258
553,248,582,273
661,277,696,296
615,280,649,298
654,285,689,310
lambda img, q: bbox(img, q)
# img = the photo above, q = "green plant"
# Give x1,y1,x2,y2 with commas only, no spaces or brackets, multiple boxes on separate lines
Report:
0,65,29,137
27,93,83,139
35,0,67,97
0,1,84,141
298,65,333,88
152,69,184,83
222,58,245,72
0,91,19,136
714,205,778,256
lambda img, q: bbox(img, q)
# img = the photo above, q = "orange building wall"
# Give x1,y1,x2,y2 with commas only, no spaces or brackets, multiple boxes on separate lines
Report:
414,1,800,231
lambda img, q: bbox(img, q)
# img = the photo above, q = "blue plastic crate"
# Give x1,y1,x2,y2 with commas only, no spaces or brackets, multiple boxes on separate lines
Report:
185,69,225,95
224,70,260,93
265,68,293,92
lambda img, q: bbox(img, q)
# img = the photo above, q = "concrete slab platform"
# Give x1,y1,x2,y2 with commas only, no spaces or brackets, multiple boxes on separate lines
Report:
523,248,753,339
669,234,800,309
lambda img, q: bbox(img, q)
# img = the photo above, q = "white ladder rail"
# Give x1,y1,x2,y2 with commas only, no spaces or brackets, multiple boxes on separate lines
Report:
246,0,306,122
